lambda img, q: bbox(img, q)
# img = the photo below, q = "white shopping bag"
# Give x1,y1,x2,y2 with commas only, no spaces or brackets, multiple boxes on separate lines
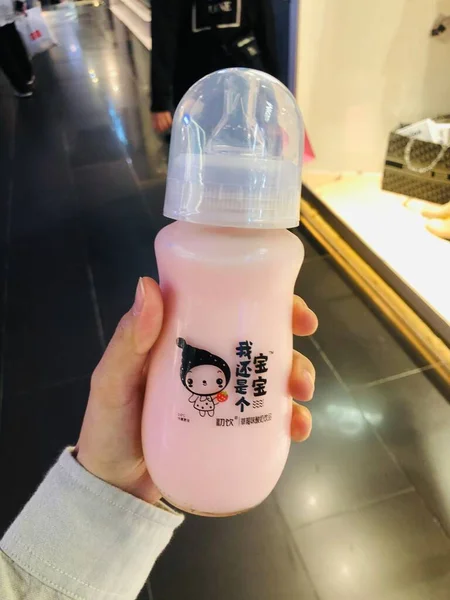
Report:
15,7,57,57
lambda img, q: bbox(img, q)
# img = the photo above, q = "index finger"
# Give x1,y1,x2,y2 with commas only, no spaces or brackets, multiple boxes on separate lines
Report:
293,295,318,336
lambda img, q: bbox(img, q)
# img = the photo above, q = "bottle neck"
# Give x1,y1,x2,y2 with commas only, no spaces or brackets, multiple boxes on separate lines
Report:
174,220,289,237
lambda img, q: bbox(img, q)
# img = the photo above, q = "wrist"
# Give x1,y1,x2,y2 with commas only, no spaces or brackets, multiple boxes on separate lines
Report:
75,447,161,505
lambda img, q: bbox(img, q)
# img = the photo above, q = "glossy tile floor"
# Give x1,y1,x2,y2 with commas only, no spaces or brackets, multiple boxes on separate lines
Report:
1,6,450,600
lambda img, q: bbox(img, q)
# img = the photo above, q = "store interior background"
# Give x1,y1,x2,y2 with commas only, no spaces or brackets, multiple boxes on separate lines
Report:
296,0,450,327
0,2,449,598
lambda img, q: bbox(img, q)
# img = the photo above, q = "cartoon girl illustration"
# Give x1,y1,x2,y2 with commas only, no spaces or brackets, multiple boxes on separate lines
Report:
177,338,230,417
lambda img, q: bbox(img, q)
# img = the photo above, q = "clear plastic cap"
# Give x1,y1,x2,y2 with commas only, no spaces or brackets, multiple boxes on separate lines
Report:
164,68,304,229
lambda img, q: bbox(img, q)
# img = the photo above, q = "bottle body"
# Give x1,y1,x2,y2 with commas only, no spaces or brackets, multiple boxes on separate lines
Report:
143,221,304,516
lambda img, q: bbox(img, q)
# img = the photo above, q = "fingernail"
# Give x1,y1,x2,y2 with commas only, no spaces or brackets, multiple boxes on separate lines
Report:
307,307,318,322
296,297,317,321
296,296,308,308
132,278,145,316
303,369,315,393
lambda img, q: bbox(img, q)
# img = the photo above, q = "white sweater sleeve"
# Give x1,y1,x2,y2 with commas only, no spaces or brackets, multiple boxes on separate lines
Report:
0,449,184,600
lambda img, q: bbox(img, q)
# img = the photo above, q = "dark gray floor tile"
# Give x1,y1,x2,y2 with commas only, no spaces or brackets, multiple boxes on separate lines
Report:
0,110,13,243
47,41,134,81
6,95,101,393
73,159,139,209
291,224,328,263
294,492,450,600
29,53,63,96
274,337,410,529
355,370,450,533
15,71,64,123
4,220,102,393
61,83,110,127
11,95,76,234
63,69,139,115
0,186,9,375
68,125,125,168
74,166,154,341
98,74,143,112
66,100,159,175
0,97,14,397
152,495,317,600
13,117,68,195
47,34,109,63
128,150,158,183
301,239,323,263
0,94,15,146
49,53,126,83
139,178,172,232
83,191,159,340
10,184,79,242
8,114,94,388
295,256,352,312
296,257,426,386
119,109,168,182
0,377,90,535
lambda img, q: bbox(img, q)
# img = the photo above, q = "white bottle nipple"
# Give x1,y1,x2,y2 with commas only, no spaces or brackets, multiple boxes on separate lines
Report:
164,68,304,229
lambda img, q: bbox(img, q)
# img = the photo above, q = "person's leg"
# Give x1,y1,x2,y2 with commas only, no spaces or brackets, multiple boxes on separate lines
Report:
9,22,34,83
0,23,30,93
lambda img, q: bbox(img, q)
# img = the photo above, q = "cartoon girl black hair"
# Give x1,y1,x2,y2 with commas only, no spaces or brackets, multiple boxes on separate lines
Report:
177,338,231,417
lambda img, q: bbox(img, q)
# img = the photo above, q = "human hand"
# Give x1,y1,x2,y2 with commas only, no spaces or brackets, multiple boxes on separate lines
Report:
77,277,318,504
152,111,173,134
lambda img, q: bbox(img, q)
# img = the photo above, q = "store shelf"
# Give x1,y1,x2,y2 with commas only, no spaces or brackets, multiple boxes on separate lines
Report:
304,172,450,330
301,185,450,387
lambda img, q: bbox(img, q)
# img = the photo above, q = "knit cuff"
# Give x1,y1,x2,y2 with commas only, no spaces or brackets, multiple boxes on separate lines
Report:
1,449,183,600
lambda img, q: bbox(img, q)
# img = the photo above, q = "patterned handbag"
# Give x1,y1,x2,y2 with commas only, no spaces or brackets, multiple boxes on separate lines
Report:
382,116,450,204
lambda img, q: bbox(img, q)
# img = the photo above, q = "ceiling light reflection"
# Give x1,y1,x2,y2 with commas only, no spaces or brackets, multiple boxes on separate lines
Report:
324,404,382,437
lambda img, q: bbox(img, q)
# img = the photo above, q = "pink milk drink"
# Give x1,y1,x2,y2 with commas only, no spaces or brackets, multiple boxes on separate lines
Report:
143,68,304,516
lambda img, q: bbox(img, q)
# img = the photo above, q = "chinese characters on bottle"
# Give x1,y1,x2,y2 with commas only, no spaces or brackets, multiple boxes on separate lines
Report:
215,414,272,427
235,341,269,415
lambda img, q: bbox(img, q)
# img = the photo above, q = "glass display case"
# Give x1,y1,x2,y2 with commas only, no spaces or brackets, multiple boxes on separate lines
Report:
294,0,450,377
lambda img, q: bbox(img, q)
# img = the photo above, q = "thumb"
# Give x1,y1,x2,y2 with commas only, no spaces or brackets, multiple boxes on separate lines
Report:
76,278,163,495
90,277,164,407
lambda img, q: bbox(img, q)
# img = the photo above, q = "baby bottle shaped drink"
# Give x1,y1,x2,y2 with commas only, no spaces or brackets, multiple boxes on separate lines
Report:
143,68,304,516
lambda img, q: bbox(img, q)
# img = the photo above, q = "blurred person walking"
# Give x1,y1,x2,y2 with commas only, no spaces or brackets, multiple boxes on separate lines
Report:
151,0,279,133
0,0,34,97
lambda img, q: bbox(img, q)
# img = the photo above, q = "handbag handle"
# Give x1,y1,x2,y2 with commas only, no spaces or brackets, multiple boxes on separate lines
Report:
404,138,449,174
